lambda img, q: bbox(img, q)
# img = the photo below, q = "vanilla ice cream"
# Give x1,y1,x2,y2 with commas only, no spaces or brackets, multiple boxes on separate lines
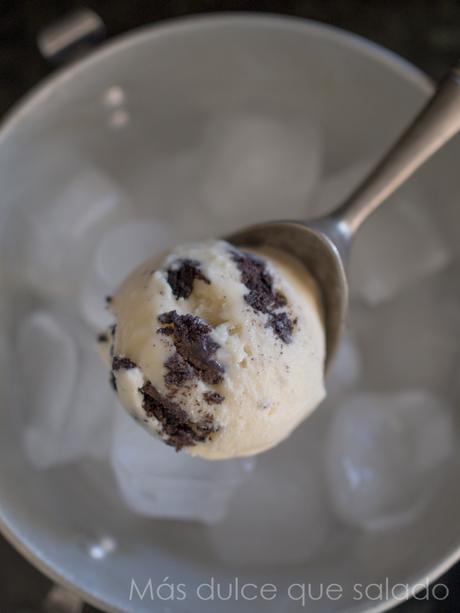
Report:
98,240,326,459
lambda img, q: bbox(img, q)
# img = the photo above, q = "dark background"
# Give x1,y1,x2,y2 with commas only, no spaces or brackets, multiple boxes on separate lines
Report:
1,1,459,611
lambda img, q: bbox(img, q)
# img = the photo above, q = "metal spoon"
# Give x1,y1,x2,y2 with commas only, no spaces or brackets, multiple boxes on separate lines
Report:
228,63,460,366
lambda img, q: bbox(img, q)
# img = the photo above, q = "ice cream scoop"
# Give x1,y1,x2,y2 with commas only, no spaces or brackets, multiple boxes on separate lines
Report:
99,241,325,459
100,63,460,459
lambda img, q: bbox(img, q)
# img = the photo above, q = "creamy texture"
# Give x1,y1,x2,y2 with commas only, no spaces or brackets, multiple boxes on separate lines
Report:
99,240,326,459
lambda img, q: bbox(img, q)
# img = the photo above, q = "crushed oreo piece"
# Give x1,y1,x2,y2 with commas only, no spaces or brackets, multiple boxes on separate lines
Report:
231,250,277,313
231,250,286,313
231,249,295,343
166,259,210,299
158,310,224,385
164,353,195,387
110,323,117,336
140,382,218,450
203,391,225,405
112,356,137,371
274,291,288,308
157,326,174,336
267,312,294,344
105,295,113,305
97,332,108,343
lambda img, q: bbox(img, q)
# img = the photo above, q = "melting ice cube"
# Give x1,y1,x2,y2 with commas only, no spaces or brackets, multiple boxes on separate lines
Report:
17,310,114,468
110,406,254,524
2,144,125,298
208,421,332,566
325,390,455,530
201,112,322,228
352,269,460,391
80,219,174,329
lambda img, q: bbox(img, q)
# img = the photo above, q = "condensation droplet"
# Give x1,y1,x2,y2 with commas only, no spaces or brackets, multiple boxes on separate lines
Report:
88,536,117,560
102,85,126,108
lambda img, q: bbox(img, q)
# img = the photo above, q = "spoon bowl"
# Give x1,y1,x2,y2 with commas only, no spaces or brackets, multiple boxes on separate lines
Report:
228,218,348,365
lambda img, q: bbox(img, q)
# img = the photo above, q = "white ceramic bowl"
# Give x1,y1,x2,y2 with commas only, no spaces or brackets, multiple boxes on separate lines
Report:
0,14,459,613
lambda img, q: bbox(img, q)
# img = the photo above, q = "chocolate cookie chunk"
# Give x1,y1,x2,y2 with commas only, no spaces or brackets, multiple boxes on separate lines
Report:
231,250,279,314
158,310,224,385
167,259,210,299
112,356,137,371
203,391,225,405
164,353,195,387
231,249,294,343
140,382,217,450
267,312,294,344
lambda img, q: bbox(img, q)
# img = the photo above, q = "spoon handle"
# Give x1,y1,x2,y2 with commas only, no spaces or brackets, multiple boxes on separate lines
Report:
333,62,460,235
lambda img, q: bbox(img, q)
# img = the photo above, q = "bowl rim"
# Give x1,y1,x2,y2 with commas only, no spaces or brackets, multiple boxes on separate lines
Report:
1,12,455,613
0,11,433,145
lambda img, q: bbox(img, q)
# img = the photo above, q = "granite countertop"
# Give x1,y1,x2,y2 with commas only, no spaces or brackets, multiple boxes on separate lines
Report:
1,1,459,612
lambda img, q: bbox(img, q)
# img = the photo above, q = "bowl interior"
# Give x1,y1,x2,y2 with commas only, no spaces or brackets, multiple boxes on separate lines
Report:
0,15,459,613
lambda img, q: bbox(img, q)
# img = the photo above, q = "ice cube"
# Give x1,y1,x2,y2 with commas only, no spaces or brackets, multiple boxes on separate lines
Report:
209,423,331,566
3,152,125,298
80,271,114,330
325,330,361,399
110,406,254,524
17,310,115,468
200,113,322,229
325,390,455,531
123,152,209,240
68,326,116,462
17,311,78,469
80,219,174,329
94,220,174,287
352,269,460,391
349,191,450,305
